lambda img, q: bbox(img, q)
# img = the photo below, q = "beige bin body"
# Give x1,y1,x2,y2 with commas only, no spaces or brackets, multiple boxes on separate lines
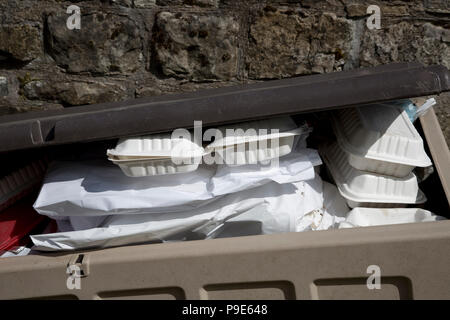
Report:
0,108,448,300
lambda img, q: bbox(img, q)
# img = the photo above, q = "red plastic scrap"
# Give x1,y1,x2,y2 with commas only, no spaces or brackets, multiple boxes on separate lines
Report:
0,200,45,251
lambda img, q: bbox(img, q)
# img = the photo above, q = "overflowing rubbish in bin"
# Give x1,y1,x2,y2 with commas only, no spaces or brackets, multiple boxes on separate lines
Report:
0,99,447,256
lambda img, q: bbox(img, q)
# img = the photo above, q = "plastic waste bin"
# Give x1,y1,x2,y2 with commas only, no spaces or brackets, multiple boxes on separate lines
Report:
0,63,449,300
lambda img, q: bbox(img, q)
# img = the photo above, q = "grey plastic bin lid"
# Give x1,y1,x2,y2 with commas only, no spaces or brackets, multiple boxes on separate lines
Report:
0,62,449,153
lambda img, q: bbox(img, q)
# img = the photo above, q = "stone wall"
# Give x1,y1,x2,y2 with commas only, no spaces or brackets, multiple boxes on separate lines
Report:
0,0,449,142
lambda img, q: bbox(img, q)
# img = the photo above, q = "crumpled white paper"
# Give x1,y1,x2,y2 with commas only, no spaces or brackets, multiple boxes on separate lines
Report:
210,148,321,196
295,180,349,232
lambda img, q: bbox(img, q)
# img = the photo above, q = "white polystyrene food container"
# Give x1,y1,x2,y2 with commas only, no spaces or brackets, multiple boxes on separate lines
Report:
107,133,205,159
205,117,307,166
109,157,201,177
332,105,432,177
320,142,426,208
107,133,205,177
339,207,445,229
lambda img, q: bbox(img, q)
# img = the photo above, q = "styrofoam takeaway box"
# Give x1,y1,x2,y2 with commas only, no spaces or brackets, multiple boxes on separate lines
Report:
332,105,432,177
205,117,307,166
339,207,445,229
320,142,426,208
107,134,205,177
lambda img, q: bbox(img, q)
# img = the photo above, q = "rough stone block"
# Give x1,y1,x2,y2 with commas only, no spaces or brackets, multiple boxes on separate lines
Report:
46,12,143,74
23,79,129,106
360,22,450,69
0,24,42,61
0,77,8,96
154,12,239,81
247,9,353,79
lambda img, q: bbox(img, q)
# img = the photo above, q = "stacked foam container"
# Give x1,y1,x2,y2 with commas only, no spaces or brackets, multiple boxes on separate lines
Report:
107,134,206,177
320,104,432,208
107,117,307,177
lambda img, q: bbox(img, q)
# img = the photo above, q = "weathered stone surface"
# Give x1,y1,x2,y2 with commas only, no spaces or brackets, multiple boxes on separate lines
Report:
0,24,42,61
310,12,353,67
23,79,129,106
183,0,219,7
134,0,157,8
0,77,7,96
435,92,450,147
46,12,143,74
247,9,313,79
157,0,218,7
154,12,239,81
135,77,239,98
346,3,409,18
156,0,182,5
300,0,347,17
360,22,450,69
135,86,163,97
0,0,45,25
0,101,63,116
311,53,335,74
424,0,450,14
345,3,368,17
424,23,450,43
382,5,409,16
110,0,133,7
247,10,353,79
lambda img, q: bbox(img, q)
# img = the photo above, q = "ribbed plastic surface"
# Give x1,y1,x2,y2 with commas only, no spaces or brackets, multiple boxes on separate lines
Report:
107,133,204,177
206,117,305,165
332,105,432,177
115,158,201,177
107,133,204,159
320,142,426,208
0,160,47,212
214,136,296,166
207,117,298,148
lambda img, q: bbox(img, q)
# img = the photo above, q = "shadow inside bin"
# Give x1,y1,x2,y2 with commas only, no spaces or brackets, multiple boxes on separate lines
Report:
214,221,263,238
164,221,263,241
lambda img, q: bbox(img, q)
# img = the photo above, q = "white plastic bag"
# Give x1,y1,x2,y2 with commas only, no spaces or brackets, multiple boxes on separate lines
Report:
211,148,321,196
32,170,345,251
33,161,216,218
0,246,31,258
34,149,321,218
31,179,310,251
